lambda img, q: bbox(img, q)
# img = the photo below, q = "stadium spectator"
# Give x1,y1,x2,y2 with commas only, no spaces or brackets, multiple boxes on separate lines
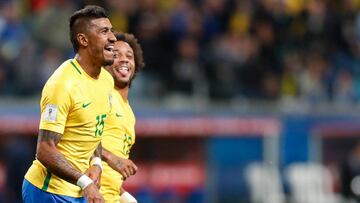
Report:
0,0,360,102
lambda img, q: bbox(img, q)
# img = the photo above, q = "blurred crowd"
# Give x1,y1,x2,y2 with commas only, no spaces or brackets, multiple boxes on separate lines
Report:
1,0,360,104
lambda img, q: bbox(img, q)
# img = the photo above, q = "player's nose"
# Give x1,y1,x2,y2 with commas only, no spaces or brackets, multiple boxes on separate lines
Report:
108,31,116,43
119,55,129,63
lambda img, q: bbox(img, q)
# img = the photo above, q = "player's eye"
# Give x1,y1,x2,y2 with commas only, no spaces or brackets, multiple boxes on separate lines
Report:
101,28,109,34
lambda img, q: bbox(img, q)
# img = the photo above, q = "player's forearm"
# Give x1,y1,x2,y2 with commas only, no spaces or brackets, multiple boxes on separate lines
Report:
101,148,114,165
101,148,137,178
36,129,83,185
101,148,119,170
89,143,103,171
37,144,82,184
92,142,102,158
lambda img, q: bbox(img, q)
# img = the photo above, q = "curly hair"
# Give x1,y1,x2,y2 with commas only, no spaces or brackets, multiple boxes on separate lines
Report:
113,31,145,84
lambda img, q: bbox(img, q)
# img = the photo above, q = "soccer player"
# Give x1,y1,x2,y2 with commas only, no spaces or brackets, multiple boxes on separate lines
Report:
100,32,145,202
22,5,116,203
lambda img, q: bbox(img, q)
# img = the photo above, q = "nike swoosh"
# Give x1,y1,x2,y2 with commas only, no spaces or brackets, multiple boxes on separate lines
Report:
82,102,92,108
116,113,122,117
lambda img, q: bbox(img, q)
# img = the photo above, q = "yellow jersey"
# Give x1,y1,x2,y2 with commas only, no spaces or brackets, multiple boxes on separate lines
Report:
24,59,114,197
100,90,136,202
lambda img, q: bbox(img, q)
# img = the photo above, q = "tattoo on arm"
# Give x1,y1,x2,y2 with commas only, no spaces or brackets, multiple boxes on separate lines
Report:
36,129,82,185
101,147,111,162
115,159,124,169
37,129,62,144
102,148,122,170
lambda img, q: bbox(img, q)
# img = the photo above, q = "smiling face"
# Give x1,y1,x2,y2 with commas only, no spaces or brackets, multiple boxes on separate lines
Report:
85,18,116,66
107,40,135,88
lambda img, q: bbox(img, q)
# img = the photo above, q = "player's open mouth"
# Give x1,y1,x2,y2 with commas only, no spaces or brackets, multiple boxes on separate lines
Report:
104,45,114,53
116,66,130,76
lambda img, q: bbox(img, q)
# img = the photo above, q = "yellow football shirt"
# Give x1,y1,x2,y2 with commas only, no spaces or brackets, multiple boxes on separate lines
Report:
24,59,114,197
100,90,136,202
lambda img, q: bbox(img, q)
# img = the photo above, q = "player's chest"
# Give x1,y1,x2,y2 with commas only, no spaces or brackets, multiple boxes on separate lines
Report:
70,81,113,122
109,101,135,134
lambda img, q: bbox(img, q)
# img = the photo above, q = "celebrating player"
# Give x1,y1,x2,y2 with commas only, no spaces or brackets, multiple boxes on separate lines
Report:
22,5,116,203
101,32,145,202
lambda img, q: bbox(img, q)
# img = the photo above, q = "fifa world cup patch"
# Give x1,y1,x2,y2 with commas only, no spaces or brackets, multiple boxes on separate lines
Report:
43,104,58,122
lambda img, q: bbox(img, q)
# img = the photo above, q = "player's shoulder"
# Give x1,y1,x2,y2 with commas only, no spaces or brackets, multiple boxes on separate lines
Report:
52,59,81,79
44,59,80,90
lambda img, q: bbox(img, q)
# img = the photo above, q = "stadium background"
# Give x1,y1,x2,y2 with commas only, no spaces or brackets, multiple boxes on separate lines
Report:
1,0,360,202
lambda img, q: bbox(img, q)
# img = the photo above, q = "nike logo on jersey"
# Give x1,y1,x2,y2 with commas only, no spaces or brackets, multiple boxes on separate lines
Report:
82,102,92,108
116,113,122,117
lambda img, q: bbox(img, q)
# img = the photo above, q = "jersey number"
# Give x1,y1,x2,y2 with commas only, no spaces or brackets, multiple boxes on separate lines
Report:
95,114,107,137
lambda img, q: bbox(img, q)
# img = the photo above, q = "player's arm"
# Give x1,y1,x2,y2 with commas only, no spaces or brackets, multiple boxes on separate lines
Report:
86,143,103,188
36,129,82,184
37,129,104,202
101,148,137,180
93,142,102,158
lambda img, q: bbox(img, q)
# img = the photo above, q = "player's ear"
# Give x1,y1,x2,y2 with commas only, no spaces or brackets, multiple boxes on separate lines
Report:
77,33,88,47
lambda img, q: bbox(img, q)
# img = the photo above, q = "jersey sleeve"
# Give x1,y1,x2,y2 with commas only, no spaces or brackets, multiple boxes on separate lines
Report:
39,80,73,134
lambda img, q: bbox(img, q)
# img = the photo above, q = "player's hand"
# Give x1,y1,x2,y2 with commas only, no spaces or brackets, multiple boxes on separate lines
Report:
85,165,102,189
82,183,104,203
113,157,138,180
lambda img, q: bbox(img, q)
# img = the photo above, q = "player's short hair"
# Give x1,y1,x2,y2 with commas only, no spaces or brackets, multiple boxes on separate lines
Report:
114,31,145,85
69,5,109,52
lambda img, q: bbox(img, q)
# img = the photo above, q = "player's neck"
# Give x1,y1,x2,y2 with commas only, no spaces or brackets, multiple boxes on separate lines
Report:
115,86,129,102
75,54,101,79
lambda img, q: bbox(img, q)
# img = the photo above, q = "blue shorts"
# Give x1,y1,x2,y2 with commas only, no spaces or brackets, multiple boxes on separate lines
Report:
22,179,86,203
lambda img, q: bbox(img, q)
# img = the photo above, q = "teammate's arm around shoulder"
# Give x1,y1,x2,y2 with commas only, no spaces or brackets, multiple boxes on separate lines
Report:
102,148,138,180
37,129,104,203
